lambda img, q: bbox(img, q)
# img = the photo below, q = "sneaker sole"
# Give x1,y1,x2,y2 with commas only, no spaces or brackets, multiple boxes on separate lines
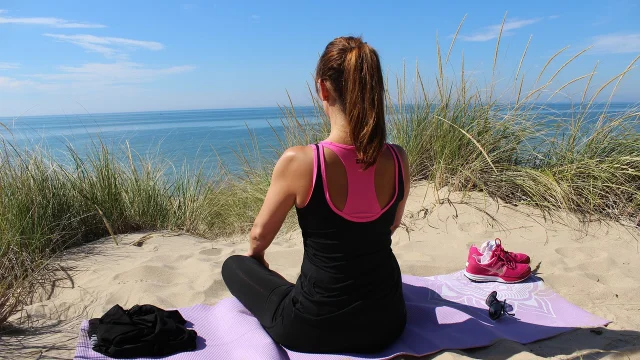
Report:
463,270,531,284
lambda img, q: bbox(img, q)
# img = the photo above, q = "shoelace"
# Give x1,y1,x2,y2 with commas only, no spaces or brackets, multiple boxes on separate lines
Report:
494,238,517,264
493,242,516,269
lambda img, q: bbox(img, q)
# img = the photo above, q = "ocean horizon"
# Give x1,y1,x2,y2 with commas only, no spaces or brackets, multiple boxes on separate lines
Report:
1,103,637,173
1,101,637,118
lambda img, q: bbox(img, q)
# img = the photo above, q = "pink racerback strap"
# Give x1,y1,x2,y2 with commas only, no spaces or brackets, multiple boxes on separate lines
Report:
318,141,399,222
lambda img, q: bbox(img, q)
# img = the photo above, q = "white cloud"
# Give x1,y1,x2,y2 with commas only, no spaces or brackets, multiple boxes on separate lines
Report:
0,76,33,88
591,33,640,54
43,34,164,59
0,62,20,70
182,4,196,10
1,62,194,92
0,15,105,28
548,15,560,20
251,14,260,20
1,11,193,96
32,62,195,85
0,9,7,14
458,18,542,42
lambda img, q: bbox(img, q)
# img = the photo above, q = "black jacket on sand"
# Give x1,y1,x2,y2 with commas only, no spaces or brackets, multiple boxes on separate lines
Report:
87,304,197,358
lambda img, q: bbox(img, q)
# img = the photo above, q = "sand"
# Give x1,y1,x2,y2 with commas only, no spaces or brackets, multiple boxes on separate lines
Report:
2,183,640,359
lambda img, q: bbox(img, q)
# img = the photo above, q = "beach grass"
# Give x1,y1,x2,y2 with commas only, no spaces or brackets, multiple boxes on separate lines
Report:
1,16,640,326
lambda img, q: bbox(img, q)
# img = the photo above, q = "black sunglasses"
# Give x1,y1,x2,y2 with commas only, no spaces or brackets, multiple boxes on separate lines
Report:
485,291,515,320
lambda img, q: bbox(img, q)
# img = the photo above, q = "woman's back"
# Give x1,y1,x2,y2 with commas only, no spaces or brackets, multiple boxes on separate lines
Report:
293,141,406,318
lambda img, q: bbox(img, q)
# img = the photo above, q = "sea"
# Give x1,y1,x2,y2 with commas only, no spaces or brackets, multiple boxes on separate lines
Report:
0,103,636,174
0,107,321,174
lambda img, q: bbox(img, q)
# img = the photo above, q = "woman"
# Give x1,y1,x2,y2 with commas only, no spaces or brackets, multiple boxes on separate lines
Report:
222,36,410,354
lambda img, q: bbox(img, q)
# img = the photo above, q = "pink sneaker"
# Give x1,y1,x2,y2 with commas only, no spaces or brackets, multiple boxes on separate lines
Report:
464,244,532,283
470,239,530,264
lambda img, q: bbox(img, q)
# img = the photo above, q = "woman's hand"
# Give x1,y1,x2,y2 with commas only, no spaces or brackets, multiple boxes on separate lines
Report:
246,251,269,269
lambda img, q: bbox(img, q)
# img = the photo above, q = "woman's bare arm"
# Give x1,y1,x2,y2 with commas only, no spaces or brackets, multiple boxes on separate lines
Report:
246,146,313,266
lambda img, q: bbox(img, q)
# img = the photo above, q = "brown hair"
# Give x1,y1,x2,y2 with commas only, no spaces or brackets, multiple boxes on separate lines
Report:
315,36,386,169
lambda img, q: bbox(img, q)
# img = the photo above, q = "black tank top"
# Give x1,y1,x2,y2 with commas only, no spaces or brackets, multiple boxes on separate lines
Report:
292,143,406,321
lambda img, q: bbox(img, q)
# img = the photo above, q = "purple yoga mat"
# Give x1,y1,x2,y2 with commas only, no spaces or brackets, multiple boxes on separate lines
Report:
74,271,609,359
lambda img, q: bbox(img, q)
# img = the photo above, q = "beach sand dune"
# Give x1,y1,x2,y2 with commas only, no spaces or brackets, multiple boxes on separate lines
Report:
3,184,640,359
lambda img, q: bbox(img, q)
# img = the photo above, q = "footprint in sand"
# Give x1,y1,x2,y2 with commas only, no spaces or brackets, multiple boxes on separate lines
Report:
199,248,223,257
199,245,239,258
203,279,228,300
112,265,189,285
457,221,492,234
554,246,603,261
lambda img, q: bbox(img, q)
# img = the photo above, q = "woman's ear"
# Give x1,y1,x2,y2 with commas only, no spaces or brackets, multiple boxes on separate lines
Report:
318,79,331,102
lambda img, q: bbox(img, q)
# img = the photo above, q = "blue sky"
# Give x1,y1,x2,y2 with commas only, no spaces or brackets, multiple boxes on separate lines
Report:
0,0,638,116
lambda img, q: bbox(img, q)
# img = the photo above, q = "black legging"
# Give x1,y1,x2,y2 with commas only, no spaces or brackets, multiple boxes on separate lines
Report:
221,255,406,354
221,255,294,329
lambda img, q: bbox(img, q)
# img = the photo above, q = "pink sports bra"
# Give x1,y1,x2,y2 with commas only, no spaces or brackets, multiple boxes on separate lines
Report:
303,140,402,222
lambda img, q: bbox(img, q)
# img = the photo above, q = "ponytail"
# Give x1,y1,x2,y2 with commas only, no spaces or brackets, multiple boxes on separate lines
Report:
315,37,386,169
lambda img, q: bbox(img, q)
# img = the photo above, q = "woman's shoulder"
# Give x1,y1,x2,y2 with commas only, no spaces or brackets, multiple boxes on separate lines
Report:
274,146,315,173
387,143,408,162
281,145,315,160
387,144,410,184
